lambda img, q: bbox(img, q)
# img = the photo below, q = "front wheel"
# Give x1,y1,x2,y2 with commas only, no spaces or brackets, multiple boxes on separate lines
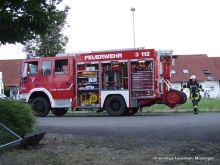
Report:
32,97,50,117
51,108,68,116
104,95,127,116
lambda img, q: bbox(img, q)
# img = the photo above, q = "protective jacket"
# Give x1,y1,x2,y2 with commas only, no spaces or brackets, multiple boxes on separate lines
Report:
182,79,202,114
184,80,202,101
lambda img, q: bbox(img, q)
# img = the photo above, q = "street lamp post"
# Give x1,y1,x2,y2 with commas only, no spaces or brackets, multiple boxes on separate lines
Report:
131,7,136,49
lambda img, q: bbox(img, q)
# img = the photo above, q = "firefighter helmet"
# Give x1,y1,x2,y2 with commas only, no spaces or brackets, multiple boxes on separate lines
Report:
190,75,196,80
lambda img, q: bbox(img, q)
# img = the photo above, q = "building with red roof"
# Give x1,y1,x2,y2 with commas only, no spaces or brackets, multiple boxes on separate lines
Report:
0,59,23,98
171,54,220,98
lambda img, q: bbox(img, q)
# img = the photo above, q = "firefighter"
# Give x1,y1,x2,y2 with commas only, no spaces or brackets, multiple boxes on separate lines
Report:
182,75,202,114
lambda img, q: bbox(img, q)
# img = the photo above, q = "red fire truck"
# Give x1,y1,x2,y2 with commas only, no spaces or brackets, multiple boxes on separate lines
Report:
19,48,186,116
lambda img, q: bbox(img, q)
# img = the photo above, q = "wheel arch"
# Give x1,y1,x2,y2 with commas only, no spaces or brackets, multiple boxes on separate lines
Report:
101,91,129,108
103,94,127,108
104,94,128,116
27,88,54,107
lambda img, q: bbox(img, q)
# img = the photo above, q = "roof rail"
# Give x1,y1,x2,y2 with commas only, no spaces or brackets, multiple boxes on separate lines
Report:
58,47,146,56
56,53,75,57
90,47,145,53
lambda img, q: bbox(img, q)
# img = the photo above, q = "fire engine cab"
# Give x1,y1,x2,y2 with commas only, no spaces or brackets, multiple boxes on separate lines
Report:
19,48,186,116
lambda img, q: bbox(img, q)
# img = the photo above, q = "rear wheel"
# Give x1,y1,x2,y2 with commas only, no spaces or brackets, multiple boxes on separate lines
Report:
105,95,127,116
51,108,68,116
32,97,50,117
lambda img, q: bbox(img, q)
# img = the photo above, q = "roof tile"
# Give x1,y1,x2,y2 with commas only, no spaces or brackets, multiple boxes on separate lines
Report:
171,55,220,82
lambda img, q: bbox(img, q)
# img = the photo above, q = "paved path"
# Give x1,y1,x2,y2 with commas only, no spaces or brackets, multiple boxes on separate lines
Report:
37,112,220,142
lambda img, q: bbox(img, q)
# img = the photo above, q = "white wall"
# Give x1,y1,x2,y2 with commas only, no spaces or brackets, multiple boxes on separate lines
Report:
172,81,220,98
172,82,190,97
0,72,3,94
200,81,220,98
172,82,182,91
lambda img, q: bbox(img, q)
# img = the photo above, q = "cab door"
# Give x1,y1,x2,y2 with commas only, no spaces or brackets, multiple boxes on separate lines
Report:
20,60,40,94
49,58,73,100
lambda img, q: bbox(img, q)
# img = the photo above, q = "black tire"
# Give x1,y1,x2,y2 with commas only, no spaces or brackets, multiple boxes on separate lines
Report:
104,95,127,116
127,108,139,116
32,97,50,117
51,108,68,116
180,91,187,104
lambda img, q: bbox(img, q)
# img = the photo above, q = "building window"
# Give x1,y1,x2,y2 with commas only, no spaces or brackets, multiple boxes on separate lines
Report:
203,69,213,81
171,69,176,74
205,85,214,92
203,69,210,74
13,90,17,95
42,61,52,75
183,69,189,74
207,75,214,81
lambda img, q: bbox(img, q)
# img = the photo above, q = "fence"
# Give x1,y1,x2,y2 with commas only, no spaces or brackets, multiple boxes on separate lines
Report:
0,123,22,150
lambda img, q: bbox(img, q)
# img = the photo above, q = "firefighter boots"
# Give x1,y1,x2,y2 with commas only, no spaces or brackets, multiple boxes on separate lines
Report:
194,107,198,114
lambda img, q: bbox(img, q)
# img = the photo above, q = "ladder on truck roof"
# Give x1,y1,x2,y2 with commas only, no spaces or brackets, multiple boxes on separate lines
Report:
56,47,147,56
156,50,173,56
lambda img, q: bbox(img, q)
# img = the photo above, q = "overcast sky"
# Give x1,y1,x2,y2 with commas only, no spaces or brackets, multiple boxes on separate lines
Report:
0,0,220,59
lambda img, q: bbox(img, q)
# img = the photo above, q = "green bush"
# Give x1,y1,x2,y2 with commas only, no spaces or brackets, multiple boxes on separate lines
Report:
0,99,36,137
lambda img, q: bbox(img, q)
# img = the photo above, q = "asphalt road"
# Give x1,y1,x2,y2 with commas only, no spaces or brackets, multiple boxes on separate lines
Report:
37,112,220,143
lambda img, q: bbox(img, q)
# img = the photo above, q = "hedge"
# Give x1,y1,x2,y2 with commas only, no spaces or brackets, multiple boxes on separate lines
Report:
0,99,36,137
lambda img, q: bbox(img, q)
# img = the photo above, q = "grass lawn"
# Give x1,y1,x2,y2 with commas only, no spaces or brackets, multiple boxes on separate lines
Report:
65,99,220,116
143,99,220,112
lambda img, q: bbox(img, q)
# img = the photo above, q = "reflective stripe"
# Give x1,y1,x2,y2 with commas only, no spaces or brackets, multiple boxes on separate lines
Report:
190,93,200,100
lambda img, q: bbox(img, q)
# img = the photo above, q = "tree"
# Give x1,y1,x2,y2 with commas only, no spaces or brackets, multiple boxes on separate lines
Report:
23,4,69,57
0,0,67,45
